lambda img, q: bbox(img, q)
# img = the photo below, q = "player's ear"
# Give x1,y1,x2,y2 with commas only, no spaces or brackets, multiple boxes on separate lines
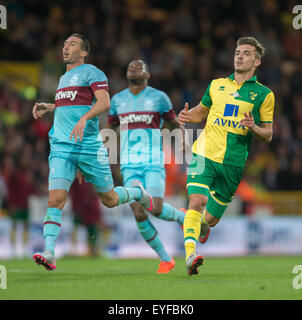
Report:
145,72,150,80
254,59,261,68
81,50,89,59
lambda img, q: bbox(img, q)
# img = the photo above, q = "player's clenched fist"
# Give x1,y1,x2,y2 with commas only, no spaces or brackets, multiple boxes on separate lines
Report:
178,102,191,126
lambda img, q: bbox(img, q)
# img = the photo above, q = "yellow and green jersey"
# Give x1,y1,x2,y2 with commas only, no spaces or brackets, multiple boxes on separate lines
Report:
192,73,275,167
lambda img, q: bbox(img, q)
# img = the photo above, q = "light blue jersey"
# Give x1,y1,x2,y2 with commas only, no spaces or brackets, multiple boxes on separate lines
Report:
108,86,176,197
50,63,109,154
48,63,114,193
108,86,176,169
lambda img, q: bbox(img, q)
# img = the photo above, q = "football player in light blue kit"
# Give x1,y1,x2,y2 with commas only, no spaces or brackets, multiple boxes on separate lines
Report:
31,34,153,271
107,60,186,273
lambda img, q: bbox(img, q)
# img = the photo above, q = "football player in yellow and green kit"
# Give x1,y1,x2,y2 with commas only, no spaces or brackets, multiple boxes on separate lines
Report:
178,37,275,276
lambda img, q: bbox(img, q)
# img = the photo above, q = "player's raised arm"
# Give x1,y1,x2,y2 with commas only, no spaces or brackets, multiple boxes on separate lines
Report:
178,102,209,126
32,102,55,119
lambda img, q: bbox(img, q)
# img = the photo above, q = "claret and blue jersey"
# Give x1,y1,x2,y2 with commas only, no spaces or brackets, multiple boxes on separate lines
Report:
108,86,176,169
50,63,109,154
48,63,114,193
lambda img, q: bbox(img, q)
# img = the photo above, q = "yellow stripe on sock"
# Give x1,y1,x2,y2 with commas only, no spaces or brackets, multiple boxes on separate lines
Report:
183,209,202,261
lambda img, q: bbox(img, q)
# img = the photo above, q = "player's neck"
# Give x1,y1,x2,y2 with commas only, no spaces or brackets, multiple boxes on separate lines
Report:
66,61,84,72
234,70,255,85
129,84,147,96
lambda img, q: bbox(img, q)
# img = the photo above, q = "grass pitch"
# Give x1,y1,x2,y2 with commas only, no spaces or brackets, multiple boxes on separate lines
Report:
0,256,301,300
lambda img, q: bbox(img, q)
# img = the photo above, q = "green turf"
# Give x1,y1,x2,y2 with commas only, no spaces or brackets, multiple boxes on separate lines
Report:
0,256,301,300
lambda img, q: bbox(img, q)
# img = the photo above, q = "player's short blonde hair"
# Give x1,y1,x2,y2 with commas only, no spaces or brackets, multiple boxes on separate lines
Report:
237,37,265,59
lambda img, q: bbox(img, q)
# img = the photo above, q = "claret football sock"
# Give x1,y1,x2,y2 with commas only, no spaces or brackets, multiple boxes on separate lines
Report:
183,209,201,261
137,219,171,262
43,207,62,256
158,203,185,225
114,186,142,205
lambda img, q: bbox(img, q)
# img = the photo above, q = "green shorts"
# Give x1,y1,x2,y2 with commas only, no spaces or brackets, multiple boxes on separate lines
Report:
186,153,243,218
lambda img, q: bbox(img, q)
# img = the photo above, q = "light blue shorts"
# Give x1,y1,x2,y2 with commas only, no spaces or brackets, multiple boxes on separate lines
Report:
121,165,166,198
48,150,114,193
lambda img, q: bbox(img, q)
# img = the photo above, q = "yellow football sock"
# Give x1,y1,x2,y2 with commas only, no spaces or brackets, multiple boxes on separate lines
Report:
183,209,202,261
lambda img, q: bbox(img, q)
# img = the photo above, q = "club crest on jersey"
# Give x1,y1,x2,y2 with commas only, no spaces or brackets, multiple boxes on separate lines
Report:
144,100,153,108
249,91,258,101
69,74,79,86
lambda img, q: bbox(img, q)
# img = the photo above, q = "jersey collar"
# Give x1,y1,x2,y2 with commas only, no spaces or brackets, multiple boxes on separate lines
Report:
228,73,257,83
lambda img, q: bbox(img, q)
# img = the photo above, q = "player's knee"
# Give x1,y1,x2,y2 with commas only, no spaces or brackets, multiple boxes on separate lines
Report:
189,195,207,212
48,192,67,209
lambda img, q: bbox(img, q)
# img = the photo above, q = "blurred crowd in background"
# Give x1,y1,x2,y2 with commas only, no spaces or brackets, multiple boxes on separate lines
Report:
0,0,302,250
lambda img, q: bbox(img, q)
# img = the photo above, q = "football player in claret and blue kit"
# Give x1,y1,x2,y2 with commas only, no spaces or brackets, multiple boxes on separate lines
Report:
107,60,186,273
31,34,153,271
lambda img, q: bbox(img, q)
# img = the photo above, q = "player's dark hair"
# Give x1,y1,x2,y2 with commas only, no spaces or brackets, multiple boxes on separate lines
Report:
237,37,265,59
128,60,149,73
70,33,90,55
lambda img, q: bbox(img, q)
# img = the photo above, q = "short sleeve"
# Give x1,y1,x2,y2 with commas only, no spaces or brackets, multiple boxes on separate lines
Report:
87,67,109,93
200,81,213,108
161,92,176,121
260,91,275,123
107,95,120,126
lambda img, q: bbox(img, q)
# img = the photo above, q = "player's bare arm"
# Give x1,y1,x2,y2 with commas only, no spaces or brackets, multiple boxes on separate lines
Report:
240,111,273,143
70,89,110,142
178,102,209,126
32,102,55,119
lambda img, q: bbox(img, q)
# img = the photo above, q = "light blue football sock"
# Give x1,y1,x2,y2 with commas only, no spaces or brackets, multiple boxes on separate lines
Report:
137,219,171,262
114,186,143,205
43,207,62,256
158,203,185,226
